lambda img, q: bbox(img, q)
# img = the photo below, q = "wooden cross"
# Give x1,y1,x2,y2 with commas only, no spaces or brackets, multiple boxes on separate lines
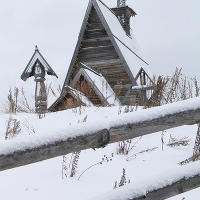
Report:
21,46,58,115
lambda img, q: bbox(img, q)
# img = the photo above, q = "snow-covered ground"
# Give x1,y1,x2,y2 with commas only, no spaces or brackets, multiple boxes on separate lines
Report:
0,106,199,200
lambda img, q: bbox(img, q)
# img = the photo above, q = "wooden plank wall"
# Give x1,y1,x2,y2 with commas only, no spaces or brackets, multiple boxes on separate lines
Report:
74,76,102,105
69,7,134,104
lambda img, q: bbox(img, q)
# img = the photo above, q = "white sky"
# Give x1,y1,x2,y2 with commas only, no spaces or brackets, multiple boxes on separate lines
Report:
0,0,200,101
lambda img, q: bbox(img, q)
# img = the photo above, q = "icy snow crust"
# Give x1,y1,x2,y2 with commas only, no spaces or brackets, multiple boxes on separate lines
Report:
1,97,200,156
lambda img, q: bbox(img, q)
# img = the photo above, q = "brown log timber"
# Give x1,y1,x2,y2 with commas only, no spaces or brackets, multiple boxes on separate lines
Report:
1,99,200,172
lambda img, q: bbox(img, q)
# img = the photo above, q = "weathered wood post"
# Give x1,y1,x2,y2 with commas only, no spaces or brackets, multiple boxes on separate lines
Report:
21,46,58,115
34,60,47,114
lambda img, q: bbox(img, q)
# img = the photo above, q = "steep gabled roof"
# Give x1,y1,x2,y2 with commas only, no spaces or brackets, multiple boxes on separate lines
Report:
62,0,152,92
21,46,58,81
95,0,153,80
72,68,121,106
48,86,93,112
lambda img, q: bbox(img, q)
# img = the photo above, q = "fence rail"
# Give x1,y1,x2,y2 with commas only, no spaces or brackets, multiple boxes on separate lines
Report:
1,98,200,199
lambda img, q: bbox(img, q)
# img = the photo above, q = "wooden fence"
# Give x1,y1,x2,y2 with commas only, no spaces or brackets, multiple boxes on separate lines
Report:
1,98,200,199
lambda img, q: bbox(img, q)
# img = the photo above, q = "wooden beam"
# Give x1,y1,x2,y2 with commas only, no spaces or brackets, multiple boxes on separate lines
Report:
83,59,121,67
78,50,117,59
79,54,119,62
131,174,200,200
114,84,132,90
1,98,200,172
87,22,104,30
84,31,107,39
79,45,114,54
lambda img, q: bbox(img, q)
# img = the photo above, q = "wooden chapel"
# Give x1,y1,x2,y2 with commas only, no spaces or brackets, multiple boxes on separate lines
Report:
49,0,153,112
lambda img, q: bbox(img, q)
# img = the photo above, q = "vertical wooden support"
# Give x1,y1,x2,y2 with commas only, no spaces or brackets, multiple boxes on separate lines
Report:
34,61,47,114
140,70,147,105
193,124,200,156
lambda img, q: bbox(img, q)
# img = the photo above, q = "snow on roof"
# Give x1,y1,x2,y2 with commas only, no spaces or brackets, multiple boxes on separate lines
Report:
21,48,58,81
72,68,121,106
132,85,152,90
96,0,153,80
67,86,94,107
85,69,121,106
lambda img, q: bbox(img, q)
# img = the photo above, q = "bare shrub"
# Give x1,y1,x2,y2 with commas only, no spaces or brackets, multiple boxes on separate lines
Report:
78,154,113,181
62,152,81,179
194,78,199,97
117,137,142,155
7,87,19,113
193,124,200,156
179,124,200,165
167,135,190,148
117,140,132,155
3,87,34,113
5,117,21,140
145,76,169,108
70,151,81,177
119,168,128,187
114,168,130,189
62,155,68,179
145,68,200,108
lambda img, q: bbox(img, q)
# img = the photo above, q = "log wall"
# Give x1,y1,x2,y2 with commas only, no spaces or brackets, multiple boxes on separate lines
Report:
69,7,135,104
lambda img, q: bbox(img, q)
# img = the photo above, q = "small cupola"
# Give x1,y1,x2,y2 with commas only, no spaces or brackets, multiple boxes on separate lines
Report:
112,0,136,35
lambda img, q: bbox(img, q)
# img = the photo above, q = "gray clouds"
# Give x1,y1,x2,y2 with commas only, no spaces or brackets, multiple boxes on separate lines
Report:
0,0,199,101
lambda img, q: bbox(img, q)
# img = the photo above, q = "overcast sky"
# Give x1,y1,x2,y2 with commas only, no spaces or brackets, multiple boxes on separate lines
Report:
0,0,200,102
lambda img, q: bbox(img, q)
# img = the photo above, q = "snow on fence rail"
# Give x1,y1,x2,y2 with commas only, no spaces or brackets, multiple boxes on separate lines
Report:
1,97,200,172
94,167,200,200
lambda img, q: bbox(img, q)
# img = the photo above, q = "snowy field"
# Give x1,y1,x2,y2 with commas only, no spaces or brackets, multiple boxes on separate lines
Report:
0,106,200,200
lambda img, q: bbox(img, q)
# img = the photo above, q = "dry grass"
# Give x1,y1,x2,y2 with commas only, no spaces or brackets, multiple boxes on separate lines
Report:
62,152,81,179
114,168,130,189
70,151,81,177
167,135,190,148
117,137,142,155
78,153,113,181
117,140,132,155
145,68,200,108
2,87,34,114
5,117,21,140
179,124,200,165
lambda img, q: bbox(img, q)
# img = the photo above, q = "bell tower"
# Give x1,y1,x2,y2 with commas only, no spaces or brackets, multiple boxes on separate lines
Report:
112,0,136,35
117,0,126,7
